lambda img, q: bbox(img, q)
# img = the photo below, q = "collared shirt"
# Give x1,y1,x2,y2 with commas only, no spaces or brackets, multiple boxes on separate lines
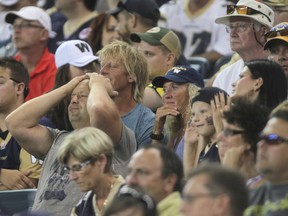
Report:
15,48,56,101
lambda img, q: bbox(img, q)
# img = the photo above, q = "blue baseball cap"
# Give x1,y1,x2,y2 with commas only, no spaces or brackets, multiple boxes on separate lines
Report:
152,65,204,88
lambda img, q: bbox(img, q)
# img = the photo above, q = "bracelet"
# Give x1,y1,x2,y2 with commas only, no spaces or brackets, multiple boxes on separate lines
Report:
150,133,164,140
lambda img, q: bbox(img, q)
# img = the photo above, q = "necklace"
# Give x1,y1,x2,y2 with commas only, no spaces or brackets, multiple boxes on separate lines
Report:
96,178,115,214
102,181,115,207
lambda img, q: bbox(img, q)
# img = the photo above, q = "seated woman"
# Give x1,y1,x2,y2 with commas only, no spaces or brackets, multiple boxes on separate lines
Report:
58,127,125,216
151,65,204,157
231,59,287,111
217,99,269,188
87,12,122,54
103,185,158,216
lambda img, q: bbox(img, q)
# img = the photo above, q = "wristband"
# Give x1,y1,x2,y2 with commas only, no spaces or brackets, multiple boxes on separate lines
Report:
150,133,164,140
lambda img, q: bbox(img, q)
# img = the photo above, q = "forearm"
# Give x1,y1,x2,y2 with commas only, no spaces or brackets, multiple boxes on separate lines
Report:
7,87,70,130
87,84,121,145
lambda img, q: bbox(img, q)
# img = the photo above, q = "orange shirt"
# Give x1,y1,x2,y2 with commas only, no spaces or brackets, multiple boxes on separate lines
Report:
15,48,57,101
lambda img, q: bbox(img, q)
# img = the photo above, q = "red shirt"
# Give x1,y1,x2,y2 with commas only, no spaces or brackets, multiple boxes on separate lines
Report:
15,48,56,101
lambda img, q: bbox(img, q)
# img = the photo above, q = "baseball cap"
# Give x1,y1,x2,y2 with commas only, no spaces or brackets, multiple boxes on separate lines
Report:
215,0,274,28
264,22,288,49
263,0,288,6
55,40,98,68
0,0,19,6
5,6,52,34
110,0,160,23
130,27,181,60
192,87,229,105
152,65,204,88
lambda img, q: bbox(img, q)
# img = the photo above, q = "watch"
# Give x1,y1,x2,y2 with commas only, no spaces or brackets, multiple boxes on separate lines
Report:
150,133,164,140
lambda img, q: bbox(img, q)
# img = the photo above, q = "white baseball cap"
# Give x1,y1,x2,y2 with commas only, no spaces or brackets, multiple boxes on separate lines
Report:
215,0,274,28
0,0,19,6
5,6,52,33
55,40,98,68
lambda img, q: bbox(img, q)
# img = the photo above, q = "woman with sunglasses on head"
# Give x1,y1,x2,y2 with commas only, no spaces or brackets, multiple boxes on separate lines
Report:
217,99,269,188
58,127,125,216
231,59,287,111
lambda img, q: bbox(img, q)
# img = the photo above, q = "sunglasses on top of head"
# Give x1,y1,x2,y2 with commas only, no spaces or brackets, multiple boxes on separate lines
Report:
265,24,288,39
227,5,272,22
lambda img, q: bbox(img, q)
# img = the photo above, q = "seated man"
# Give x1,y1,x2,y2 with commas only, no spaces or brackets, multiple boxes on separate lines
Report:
126,144,184,216
5,73,136,215
182,164,248,216
130,26,182,112
244,100,288,216
0,57,44,190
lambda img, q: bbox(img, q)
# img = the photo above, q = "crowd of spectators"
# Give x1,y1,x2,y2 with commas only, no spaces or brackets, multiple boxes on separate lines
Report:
1,0,288,216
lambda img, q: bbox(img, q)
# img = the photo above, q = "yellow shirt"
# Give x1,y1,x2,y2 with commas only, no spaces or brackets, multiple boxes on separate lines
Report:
157,192,184,216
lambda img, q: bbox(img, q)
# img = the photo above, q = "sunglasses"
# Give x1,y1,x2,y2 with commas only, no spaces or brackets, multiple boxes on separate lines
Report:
259,133,288,145
227,5,272,22
265,24,288,39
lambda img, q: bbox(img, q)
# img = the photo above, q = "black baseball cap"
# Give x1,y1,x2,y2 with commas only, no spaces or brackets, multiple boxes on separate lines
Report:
110,0,160,23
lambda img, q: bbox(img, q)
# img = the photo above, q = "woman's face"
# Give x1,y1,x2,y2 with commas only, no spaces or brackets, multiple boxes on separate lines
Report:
217,120,247,162
163,82,189,114
191,101,215,137
102,16,122,47
66,156,102,192
231,66,258,100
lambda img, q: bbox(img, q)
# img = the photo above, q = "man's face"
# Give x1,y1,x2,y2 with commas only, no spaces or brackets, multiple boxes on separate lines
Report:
256,117,288,183
126,148,167,203
138,41,172,80
228,17,259,53
0,67,19,113
116,11,132,43
268,41,288,79
12,18,47,50
100,58,132,92
181,174,222,216
68,80,90,128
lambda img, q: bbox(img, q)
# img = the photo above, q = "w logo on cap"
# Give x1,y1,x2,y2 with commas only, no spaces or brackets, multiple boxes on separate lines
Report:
75,42,91,53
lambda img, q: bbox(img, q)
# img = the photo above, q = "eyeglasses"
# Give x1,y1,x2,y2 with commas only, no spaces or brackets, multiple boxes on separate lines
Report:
64,159,96,172
265,23,288,39
227,5,272,22
225,23,254,33
222,128,245,137
10,22,44,31
182,193,220,203
259,133,288,145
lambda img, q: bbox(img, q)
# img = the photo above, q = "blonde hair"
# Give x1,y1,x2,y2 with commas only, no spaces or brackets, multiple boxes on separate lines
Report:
97,40,148,103
165,83,200,149
58,127,114,173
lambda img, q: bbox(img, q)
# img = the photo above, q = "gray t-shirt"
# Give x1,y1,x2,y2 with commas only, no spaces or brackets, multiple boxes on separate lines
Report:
33,124,136,215
244,182,288,216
